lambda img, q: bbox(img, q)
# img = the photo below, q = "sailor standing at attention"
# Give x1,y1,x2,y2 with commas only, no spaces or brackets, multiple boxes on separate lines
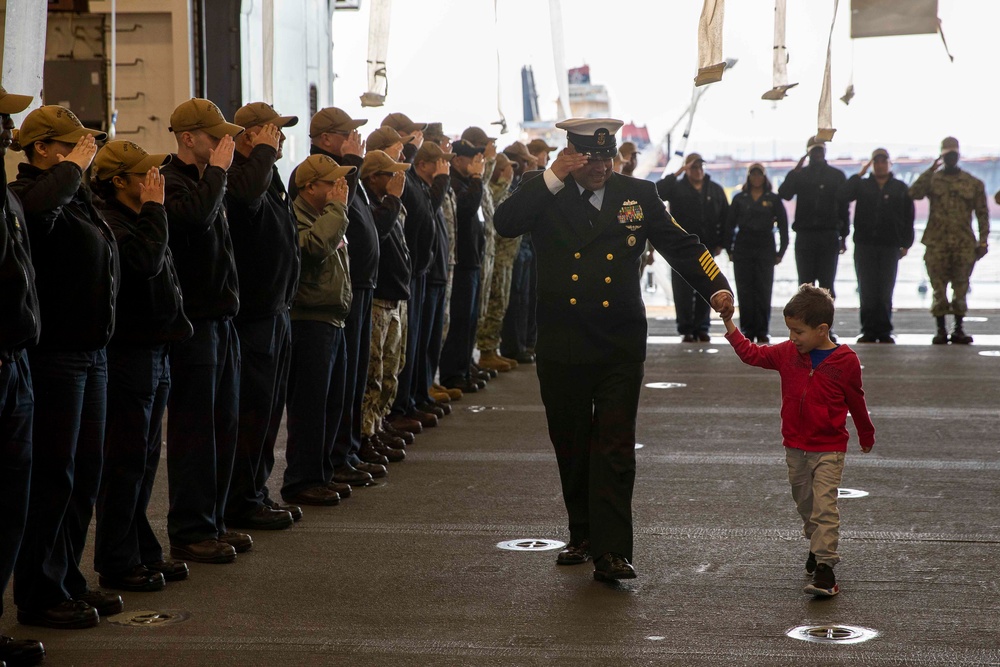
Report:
493,118,734,582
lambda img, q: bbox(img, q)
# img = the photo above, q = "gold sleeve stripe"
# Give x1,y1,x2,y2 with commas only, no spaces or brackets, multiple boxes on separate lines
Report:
698,250,721,280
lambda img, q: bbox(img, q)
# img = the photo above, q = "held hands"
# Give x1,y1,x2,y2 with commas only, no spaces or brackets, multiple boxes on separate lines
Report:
209,134,236,170
975,244,989,261
342,130,364,158
484,141,497,161
859,159,872,177
861,445,873,453
138,167,165,205
386,171,405,198
674,163,686,178
899,247,908,259
710,291,735,321
794,154,807,171
550,149,589,181
58,134,98,171
251,123,281,150
839,238,848,255
930,156,943,172
327,177,349,206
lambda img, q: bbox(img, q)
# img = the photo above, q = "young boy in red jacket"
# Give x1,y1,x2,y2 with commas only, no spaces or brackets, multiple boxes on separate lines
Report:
723,284,875,597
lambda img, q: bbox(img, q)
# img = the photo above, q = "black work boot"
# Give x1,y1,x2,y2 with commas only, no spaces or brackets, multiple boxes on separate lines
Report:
932,316,949,345
951,317,974,345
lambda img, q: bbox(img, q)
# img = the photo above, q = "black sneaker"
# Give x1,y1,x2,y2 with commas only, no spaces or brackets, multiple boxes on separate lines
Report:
803,563,839,597
805,551,817,575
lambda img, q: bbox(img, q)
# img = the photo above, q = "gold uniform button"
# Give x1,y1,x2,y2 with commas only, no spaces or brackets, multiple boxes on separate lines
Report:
574,252,581,259
602,301,610,308
605,276,611,284
571,274,579,281
570,298,577,305
606,253,613,260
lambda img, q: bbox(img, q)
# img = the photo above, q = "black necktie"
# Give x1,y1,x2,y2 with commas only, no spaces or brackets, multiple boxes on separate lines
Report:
581,189,595,207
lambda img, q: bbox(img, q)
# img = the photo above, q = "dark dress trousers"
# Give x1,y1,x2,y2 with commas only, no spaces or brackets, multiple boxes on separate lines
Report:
494,171,732,562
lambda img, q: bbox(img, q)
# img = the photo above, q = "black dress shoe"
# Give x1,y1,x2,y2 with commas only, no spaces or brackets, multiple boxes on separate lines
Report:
473,365,498,380
219,531,253,553
74,590,124,616
556,539,591,565
170,539,237,564
355,461,388,479
283,486,340,506
17,601,98,630
145,559,189,582
443,379,479,393
0,635,45,666
325,481,353,498
430,399,451,415
514,351,535,364
681,334,696,343
593,553,637,582
227,505,294,531
98,565,166,592
333,464,374,486
264,497,303,521
416,402,445,418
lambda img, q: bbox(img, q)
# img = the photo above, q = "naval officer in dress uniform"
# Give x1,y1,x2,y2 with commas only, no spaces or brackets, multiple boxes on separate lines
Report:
493,118,734,582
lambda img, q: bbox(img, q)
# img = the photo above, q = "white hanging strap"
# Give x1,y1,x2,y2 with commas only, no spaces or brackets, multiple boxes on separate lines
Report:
695,0,726,86
816,0,838,141
361,0,393,107
762,0,798,100
840,38,855,105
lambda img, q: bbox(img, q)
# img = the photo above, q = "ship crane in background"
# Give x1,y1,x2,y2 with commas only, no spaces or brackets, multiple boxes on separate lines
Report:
658,58,736,179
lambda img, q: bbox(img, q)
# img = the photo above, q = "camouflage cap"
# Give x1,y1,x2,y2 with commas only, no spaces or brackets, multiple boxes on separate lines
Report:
233,102,298,129
0,85,32,115
294,154,356,189
940,136,959,155
460,126,495,148
366,126,405,152
169,98,243,139
382,112,427,134
361,149,410,180
414,141,454,164
310,107,367,138
14,105,107,150
93,140,171,181
423,122,447,143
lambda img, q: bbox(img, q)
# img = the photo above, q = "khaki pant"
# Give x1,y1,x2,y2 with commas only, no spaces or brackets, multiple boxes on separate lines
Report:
362,299,406,436
785,448,844,567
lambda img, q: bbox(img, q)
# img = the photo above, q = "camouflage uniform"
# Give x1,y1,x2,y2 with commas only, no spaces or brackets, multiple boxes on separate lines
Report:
909,168,990,317
362,299,406,436
477,179,516,352
478,157,497,326
441,188,457,339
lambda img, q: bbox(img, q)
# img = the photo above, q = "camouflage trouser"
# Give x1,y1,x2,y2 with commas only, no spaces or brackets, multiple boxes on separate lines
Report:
478,224,497,333
924,241,977,317
362,299,406,436
442,265,454,340
477,233,521,352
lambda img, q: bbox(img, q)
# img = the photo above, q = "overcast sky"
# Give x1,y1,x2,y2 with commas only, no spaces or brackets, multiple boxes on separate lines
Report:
330,1,999,161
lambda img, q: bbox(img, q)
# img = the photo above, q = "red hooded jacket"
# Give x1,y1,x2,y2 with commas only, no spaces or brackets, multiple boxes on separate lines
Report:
725,328,875,452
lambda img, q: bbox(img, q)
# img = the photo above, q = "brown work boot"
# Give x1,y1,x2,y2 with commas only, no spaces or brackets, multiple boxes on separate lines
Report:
478,350,511,372
496,352,519,369
428,385,452,403
433,383,463,401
